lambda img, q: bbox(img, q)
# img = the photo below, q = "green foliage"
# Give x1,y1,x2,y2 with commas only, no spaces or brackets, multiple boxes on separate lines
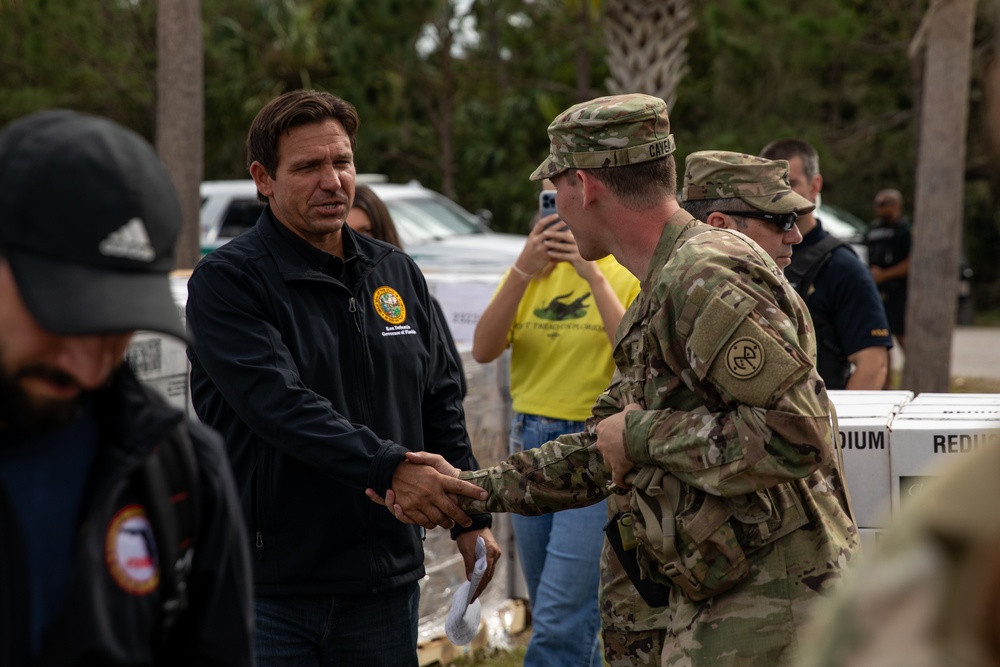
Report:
2,0,1000,308
674,0,926,217
0,1,156,134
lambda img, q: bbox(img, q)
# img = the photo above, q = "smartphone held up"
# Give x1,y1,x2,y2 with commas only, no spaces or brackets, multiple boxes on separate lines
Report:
539,190,562,230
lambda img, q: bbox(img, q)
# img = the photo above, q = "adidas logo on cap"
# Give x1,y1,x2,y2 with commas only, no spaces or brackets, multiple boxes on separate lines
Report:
98,217,156,262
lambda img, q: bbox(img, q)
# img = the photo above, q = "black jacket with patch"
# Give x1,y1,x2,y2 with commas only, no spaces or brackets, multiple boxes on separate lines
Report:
186,208,481,596
0,368,253,666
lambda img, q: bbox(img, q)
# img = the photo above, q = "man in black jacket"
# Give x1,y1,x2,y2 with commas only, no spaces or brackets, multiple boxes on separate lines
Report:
186,89,499,666
0,111,253,665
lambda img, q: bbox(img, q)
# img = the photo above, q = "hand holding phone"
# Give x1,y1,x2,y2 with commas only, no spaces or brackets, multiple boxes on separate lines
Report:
539,190,561,229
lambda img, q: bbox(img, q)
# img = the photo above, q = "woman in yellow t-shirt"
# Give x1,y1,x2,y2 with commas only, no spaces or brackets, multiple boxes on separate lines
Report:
472,183,639,667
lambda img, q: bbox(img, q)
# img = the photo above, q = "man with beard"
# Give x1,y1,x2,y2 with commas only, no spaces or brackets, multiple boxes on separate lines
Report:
0,110,253,666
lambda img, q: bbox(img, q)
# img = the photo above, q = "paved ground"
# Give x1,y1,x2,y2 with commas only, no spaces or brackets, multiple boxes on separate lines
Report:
891,326,1000,380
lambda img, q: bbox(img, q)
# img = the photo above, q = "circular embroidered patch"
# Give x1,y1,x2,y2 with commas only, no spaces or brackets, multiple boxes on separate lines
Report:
105,505,159,595
373,286,406,324
725,337,764,379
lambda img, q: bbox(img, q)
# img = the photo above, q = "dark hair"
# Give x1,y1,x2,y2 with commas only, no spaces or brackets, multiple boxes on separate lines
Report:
760,138,820,180
680,197,754,230
581,155,678,210
352,184,403,249
246,90,360,202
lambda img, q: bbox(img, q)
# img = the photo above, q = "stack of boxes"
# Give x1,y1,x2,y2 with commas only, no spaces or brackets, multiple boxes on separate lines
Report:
827,390,912,553
888,393,1000,519
828,390,1000,554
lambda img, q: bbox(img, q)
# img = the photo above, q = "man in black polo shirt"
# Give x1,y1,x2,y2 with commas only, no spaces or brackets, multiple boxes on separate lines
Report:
761,139,892,390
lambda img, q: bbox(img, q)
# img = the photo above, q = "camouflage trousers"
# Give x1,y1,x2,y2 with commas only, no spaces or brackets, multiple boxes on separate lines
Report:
601,528,858,666
600,500,671,667
603,627,665,667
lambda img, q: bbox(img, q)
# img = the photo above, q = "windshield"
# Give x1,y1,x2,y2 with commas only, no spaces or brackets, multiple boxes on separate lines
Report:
382,193,484,244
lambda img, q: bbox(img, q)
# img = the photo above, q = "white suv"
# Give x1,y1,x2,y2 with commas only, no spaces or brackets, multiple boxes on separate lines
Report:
199,178,526,273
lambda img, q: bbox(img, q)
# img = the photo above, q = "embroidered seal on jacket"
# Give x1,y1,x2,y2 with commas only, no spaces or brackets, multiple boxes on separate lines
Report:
373,286,406,325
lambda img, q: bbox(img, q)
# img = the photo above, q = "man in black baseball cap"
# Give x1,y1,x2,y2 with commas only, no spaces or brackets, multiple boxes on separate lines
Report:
0,109,187,340
0,110,253,665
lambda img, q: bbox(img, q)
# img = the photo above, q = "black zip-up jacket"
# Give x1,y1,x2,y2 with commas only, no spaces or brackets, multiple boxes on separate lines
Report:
0,368,254,666
186,208,484,595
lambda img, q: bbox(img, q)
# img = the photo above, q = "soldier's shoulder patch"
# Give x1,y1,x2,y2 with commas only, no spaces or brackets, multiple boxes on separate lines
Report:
725,337,764,379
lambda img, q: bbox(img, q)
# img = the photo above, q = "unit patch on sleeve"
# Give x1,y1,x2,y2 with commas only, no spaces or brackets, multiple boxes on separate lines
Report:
725,337,764,379
105,504,159,595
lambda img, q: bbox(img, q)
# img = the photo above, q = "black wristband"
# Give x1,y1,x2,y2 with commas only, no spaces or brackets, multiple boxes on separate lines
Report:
450,513,493,541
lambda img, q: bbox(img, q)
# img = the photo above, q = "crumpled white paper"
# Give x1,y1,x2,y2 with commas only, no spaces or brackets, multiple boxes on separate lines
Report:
445,535,487,645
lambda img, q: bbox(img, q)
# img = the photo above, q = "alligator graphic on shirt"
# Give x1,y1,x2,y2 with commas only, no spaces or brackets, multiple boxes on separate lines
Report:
534,291,592,321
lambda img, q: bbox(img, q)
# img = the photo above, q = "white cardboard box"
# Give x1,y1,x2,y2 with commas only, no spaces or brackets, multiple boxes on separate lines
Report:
126,331,191,415
426,273,504,344
909,393,1000,404
888,417,1000,515
837,416,892,528
833,402,904,419
858,527,884,558
827,389,914,406
897,404,1000,418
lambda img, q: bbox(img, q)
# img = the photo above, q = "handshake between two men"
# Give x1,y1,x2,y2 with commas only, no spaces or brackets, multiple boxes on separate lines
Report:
365,405,641,602
368,453,502,602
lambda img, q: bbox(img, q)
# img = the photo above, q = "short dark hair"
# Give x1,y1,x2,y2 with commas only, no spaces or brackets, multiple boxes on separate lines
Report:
246,90,360,201
581,155,677,210
680,197,754,230
760,138,820,180
352,184,403,249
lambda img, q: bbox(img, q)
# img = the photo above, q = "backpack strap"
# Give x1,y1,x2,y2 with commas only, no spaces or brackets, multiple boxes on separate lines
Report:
139,421,200,643
785,234,851,298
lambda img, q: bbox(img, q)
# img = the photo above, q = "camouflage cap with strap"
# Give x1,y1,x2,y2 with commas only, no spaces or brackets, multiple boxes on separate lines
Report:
681,150,815,215
529,94,675,181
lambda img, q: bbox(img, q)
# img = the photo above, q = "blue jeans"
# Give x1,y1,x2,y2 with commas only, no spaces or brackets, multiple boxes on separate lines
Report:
253,581,420,666
510,412,604,667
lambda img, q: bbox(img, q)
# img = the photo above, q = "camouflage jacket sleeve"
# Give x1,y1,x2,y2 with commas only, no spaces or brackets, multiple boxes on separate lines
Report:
622,226,834,498
457,431,613,515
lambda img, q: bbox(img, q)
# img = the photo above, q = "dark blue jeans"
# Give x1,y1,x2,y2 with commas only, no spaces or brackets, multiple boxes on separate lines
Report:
253,581,420,666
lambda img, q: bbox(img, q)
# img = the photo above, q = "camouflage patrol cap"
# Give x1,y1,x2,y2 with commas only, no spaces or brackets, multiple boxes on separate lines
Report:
529,94,675,181
681,151,815,214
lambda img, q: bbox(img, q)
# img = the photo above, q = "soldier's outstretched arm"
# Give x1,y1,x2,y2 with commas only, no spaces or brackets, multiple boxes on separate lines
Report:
456,434,614,515
366,460,489,529
372,436,614,518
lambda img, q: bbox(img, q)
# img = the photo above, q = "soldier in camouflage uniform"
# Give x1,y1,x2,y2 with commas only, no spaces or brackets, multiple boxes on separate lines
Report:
381,94,859,666
679,151,804,270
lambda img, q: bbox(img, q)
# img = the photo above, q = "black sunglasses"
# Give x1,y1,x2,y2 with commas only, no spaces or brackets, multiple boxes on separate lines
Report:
717,210,799,232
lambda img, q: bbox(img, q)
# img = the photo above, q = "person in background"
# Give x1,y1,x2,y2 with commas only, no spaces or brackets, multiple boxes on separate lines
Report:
470,179,640,666
186,89,498,666
866,188,912,351
760,139,892,390
348,183,465,397
347,183,403,248
0,110,253,665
